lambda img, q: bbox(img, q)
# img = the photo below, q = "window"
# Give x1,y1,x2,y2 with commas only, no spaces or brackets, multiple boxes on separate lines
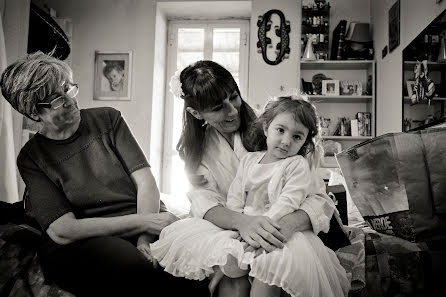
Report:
162,21,249,199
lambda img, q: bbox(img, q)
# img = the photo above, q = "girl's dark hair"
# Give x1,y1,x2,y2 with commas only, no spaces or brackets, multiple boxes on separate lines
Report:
246,96,323,168
176,60,257,174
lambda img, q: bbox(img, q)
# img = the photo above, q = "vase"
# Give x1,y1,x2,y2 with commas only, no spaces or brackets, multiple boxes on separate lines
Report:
302,36,316,61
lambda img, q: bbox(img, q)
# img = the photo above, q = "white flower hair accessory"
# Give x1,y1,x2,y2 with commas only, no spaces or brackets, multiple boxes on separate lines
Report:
169,69,185,98
272,88,310,101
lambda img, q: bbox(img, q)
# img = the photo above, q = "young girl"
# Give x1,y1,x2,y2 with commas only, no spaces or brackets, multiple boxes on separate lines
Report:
152,96,350,297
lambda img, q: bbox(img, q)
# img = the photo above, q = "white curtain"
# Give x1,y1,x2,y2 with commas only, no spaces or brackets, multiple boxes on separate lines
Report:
0,10,19,203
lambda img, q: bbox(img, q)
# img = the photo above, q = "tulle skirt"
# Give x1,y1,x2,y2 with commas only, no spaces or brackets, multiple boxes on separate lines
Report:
150,218,350,297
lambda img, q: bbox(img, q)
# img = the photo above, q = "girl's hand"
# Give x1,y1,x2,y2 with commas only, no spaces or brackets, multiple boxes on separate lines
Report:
243,243,267,258
236,215,285,252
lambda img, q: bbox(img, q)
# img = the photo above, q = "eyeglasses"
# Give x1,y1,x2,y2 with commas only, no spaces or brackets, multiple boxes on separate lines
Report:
35,83,79,110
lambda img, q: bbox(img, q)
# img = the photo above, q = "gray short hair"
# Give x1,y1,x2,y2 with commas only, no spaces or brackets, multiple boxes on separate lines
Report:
0,51,72,119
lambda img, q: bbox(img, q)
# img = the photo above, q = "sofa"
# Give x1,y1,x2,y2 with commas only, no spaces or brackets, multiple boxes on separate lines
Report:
1,191,444,297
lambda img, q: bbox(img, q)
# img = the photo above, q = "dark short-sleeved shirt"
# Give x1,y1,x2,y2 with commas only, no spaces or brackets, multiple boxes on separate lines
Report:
17,107,150,252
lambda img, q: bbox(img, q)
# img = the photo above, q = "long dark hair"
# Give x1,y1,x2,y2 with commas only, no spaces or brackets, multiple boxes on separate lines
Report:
176,60,257,174
246,96,323,168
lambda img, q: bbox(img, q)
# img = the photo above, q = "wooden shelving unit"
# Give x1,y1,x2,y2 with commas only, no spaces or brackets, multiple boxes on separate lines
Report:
300,60,376,168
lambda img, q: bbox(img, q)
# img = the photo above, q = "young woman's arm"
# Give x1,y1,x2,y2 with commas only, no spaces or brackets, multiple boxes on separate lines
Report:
195,153,286,252
278,169,335,239
204,206,285,252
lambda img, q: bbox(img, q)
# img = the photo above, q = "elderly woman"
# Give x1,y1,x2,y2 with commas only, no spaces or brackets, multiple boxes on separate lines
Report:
0,52,209,297
151,60,339,296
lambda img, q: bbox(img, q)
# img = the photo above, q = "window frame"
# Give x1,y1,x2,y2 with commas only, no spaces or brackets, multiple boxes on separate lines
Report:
161,20,249,194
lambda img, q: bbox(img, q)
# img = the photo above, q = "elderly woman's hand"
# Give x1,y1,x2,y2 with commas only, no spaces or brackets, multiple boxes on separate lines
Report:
144,211,180,235
236,214,285,252
137,233,159,268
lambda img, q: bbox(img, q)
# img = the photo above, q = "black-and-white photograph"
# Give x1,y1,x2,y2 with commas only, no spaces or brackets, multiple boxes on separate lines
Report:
1,1,446,297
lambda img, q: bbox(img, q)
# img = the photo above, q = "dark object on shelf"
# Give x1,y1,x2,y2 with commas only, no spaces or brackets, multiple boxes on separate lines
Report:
343,44,374,60
344,22,374,60
302,3,330,60
312,73,329,95
301,78,314,94
366,75,373,95
334,117,350,136
438,34,446,62
257,9,290,66
331,20,347,60
27,2,70,60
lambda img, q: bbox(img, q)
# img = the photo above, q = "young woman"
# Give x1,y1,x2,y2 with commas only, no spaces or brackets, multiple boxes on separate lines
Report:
151,60,338,296
154,97,350,297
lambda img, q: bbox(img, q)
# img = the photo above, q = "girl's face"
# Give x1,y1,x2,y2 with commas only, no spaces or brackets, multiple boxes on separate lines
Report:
194,91,242,135
263,112,309,163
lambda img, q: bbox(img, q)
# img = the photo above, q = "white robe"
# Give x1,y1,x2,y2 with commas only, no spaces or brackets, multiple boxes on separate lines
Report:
187,126,334,234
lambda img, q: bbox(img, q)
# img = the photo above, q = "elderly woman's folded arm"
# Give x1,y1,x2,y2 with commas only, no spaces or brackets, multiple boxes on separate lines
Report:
46,211,176,245
45,167,174,245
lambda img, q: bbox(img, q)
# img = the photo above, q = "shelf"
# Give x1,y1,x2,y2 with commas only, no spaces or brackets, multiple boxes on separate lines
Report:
323,136,373,140
301,59,375,141
300,60,374,70
309,95,372,103
403,61,446,71
403,96,446,104
302,6,330,14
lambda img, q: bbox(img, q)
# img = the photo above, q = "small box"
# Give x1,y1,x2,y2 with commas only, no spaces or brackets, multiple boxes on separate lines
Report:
351,119,359,136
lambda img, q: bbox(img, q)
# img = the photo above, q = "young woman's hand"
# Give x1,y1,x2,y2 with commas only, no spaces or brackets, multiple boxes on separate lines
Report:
236,215,285,252
276,209,313,241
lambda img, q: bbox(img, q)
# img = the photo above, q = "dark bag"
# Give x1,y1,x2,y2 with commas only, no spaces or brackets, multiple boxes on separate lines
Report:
318,185,351,251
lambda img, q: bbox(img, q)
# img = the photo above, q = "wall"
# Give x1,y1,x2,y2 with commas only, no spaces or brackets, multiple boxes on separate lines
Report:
46,0,157,158
372,0,446,135
248,0,301,109
150,7,168,184
40,0,443,157
248,0,371,109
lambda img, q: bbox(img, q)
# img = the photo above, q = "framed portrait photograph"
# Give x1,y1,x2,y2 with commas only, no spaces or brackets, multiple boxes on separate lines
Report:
322,80,340,96
340,80,363,96
94,51,132,100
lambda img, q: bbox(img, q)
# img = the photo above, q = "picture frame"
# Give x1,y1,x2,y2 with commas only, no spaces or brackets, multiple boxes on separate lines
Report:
406,80,416,97
388,0,400,52
340,80,362,96
93,51,132,100
322,80,340,96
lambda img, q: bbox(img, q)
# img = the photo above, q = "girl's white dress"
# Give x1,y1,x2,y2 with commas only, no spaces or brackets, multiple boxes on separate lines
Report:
152,151,350,297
